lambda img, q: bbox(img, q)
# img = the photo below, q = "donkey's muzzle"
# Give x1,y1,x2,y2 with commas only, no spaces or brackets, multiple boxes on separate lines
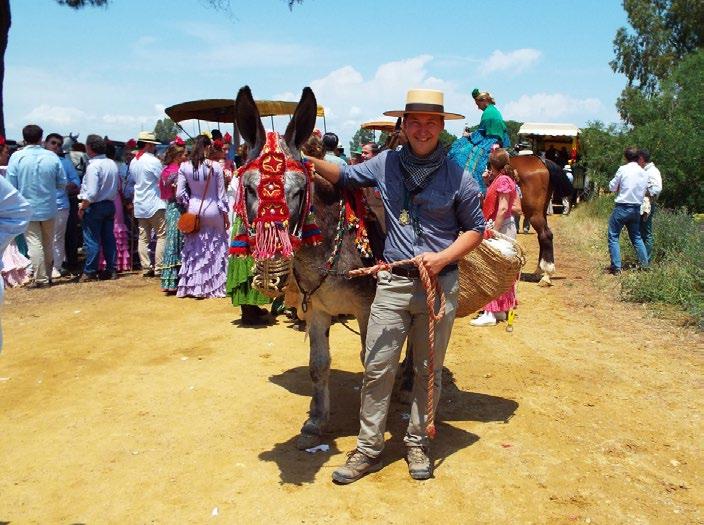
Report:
252,256,293,298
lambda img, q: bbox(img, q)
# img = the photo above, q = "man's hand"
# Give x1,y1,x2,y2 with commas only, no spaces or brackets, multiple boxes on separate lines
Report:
417,251,449,277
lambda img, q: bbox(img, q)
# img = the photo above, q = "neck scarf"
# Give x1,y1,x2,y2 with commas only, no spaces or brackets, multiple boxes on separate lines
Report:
398,143,446,193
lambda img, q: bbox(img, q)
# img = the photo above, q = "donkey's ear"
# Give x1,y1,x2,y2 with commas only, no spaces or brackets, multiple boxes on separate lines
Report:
284,87,317,151
235,85,265,155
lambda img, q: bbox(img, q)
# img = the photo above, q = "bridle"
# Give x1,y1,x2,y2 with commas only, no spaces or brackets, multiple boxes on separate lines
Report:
233,132,320,296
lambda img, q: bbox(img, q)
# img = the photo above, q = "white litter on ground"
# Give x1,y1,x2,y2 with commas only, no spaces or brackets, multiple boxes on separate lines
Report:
305,444,330,453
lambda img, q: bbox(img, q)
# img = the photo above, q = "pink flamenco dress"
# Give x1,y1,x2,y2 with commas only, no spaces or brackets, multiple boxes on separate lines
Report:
2,240,31,287
98,180,131,272
472,173,519,325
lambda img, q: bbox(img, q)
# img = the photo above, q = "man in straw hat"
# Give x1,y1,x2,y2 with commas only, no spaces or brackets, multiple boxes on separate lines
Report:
129,131,166,277
305,88,485,483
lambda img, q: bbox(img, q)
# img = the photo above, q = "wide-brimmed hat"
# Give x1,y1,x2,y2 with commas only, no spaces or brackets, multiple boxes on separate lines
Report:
384,89,464,120
137,131,160,145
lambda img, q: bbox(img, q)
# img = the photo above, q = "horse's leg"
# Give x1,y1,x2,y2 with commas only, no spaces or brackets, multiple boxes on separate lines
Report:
530,213,555,286
296,308,332,450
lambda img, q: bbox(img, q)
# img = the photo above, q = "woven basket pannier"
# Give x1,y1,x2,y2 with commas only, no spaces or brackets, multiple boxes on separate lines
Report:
456,232,525,318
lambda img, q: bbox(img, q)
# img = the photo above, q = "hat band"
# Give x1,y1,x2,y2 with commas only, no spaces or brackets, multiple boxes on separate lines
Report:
404,102,445,114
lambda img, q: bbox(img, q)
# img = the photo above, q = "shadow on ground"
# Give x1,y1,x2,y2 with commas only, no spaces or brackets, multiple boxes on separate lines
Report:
259,366,518,485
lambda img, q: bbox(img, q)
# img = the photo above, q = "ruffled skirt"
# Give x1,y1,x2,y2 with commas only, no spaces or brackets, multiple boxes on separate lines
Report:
483,217,518,312
2,241,31,287
161,202,184,292
225,255,271,307
177,226,227,298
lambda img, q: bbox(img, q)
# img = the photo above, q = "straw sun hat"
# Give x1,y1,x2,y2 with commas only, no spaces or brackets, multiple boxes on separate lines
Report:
384,89,464,120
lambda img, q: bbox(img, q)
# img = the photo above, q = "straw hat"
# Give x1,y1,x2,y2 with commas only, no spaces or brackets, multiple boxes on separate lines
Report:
384,89,464,120
137,131,160,145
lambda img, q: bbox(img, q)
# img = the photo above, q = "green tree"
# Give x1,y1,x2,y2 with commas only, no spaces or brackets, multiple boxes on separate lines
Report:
349,127,375,153
153,117,179,144
627,50,704,211
438,129,456,148
610,0,704,121
578,121,628,190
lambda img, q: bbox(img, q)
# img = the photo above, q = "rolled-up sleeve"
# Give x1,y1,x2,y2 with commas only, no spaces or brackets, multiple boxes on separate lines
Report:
456,174,486,234
609,166,623,193
80,163,99,202
338,151,387,188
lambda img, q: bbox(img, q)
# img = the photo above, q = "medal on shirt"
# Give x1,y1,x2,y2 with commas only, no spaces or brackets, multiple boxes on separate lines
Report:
399,209,411,225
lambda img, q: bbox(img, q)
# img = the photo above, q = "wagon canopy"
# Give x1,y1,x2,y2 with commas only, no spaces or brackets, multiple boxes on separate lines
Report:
518,123,580,137
165,98,326,124
360,120,398,132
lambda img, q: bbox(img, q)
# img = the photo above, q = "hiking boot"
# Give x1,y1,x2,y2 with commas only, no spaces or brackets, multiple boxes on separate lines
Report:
406,446,432,480
331,449,382,484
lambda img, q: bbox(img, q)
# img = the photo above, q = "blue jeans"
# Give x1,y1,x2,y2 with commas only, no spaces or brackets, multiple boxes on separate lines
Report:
82,200,116,275
608,203,649,271
639,201,655,261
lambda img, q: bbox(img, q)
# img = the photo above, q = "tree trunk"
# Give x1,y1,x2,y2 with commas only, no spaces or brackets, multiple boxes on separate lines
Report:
0,0,10,138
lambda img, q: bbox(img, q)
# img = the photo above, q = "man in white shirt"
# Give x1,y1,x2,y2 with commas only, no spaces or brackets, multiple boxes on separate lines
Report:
129,131,166,277
607,147,649,274
638,149,662,261
78,135,119,281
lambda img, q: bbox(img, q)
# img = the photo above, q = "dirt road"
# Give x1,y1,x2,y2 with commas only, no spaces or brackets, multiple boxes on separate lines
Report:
1,217,702,523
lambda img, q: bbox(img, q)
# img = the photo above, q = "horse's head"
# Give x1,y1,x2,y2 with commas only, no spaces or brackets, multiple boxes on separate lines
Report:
62,132,79,153
233,85,320,296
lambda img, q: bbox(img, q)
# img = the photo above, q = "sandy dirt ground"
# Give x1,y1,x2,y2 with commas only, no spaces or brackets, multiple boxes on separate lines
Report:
0,216,702,524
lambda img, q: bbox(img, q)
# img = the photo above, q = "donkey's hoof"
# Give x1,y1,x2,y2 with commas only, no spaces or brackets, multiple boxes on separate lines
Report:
296,432,322,450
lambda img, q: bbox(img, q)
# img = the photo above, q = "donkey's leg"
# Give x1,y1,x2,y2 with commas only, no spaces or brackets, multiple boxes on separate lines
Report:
530,213,555,286
297,308,332,450
355,304,370,365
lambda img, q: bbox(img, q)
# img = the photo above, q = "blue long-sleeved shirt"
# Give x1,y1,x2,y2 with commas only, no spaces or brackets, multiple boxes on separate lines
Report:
338,149,485,263
6,145,66,221
0,175,31,271
79,155,118,203
56,155,81,210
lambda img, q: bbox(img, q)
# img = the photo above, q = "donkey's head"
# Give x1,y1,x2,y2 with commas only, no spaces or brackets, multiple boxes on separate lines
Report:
233,85,319,296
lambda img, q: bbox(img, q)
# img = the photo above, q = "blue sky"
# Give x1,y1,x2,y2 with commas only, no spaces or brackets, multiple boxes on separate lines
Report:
6,0,629,148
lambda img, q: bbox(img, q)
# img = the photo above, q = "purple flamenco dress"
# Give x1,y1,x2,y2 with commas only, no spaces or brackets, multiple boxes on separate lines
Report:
176,159,228,298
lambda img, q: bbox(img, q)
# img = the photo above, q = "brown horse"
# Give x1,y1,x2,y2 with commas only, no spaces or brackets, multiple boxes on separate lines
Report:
509,155,571,286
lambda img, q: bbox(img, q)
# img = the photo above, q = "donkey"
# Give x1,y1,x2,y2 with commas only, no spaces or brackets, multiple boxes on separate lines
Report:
234,86,377,449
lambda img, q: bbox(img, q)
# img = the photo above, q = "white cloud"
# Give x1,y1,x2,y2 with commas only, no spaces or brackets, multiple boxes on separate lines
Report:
504,92,604,121
309,55,473,147
24,105,92,126
479,48,541,76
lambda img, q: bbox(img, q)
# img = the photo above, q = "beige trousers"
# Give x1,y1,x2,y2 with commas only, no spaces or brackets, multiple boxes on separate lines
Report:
137,209,166,273
25,219,56,284
357,269,459,458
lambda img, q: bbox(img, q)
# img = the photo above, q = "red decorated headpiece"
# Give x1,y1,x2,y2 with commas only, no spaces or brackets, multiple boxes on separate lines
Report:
212,139,224,150
125,138,137,149
223,132,232,144
231,132,321,259
170,136,185,146
0,135,5,146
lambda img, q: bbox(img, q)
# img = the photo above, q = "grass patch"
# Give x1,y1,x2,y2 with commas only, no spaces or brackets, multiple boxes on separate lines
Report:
566,196,704,329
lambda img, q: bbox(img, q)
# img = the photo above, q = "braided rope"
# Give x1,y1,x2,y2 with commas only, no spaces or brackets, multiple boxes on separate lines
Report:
348,257,445,439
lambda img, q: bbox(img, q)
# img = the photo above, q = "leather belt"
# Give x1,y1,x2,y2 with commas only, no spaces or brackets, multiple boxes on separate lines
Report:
390,264,458,279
